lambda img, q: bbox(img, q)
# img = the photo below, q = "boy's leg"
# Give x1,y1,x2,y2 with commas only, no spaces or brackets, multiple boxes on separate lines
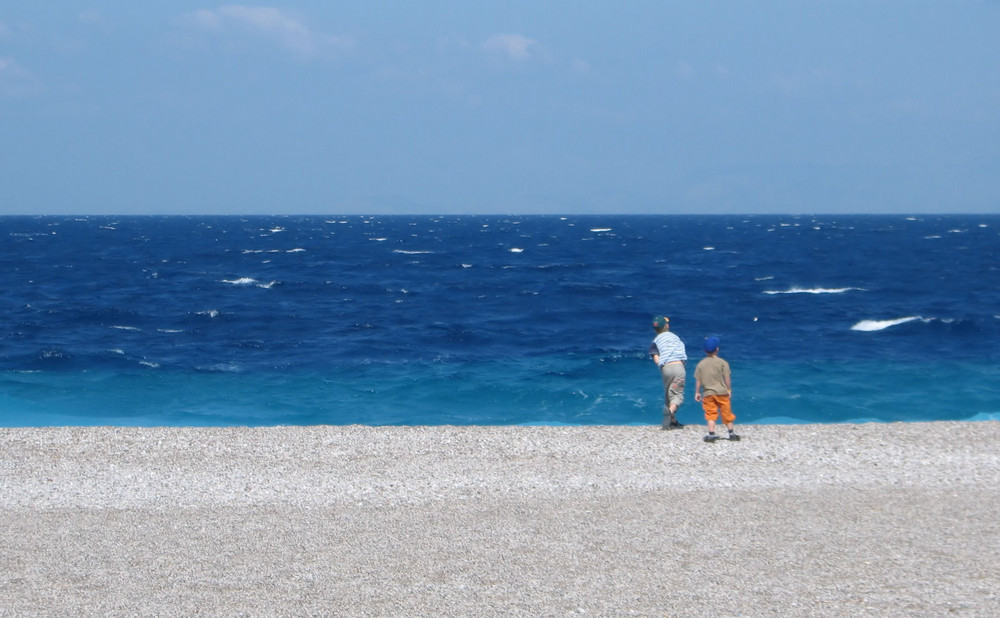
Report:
703,395,719,432
719,396,739,440
660,364,686,427
720,395,735,430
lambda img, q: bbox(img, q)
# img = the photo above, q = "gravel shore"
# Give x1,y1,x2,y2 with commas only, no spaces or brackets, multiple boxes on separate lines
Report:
2,422,998,616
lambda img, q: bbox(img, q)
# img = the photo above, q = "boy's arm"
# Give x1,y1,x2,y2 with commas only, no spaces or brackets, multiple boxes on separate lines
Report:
694,378,703,401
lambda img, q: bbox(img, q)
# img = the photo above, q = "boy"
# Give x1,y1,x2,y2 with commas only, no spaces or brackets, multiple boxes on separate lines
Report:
693,336,740,442
649,315,686,429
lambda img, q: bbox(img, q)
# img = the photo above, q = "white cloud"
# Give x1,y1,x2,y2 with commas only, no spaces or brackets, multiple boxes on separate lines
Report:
77,11,106,26
0,57,39,97
571,58,591,76
482,33,536,61
183,5,353,58
674,61,695,79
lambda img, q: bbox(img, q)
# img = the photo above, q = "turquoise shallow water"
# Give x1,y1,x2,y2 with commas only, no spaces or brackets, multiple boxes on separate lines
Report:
2,359,998,427
2,214,999,427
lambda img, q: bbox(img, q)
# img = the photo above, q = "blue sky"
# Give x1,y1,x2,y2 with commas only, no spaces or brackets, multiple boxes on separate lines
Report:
1,2,998,215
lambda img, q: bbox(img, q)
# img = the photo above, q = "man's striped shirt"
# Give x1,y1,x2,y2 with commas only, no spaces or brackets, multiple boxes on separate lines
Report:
649,331,687,366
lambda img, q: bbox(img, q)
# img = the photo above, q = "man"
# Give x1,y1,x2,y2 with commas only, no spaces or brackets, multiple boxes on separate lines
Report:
649,316,687,429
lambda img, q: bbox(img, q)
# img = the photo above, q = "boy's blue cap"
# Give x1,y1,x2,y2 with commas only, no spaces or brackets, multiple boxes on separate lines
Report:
704,336,720,353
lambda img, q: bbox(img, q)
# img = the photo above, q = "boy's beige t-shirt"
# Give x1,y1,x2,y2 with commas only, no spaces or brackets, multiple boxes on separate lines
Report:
694,356,731,396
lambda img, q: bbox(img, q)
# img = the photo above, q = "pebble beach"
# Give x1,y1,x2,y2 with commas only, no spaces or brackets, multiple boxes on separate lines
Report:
2,422,998,616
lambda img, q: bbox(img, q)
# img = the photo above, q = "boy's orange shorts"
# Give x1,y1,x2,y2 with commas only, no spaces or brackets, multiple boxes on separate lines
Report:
701,394,735,424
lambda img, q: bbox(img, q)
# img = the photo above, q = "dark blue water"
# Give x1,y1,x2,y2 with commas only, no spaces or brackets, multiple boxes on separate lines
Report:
2,215,998,426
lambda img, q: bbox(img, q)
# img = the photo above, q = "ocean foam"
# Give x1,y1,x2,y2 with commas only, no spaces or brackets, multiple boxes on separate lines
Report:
222,278,276,288
763,286,863,295
223,277,258,285
850,317,924,332
967,412,1000,421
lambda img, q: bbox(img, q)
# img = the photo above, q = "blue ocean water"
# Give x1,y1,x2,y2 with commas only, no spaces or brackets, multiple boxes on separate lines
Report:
2,215,998,427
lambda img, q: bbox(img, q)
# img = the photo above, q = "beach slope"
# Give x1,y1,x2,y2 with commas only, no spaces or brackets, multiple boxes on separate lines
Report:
2,422,998,616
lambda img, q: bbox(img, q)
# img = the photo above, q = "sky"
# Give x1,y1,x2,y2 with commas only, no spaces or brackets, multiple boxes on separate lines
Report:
1,1,998,215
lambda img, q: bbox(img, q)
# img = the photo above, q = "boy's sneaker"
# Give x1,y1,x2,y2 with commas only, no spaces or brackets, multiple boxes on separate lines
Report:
728,433,741,441
703,434,719,443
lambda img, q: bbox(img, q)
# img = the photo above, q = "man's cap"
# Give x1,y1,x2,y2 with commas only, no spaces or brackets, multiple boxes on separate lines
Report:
704,336,720,353
652,316,669,329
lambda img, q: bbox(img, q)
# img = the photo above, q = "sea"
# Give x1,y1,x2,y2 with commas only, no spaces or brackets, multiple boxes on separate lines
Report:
2,214,998,427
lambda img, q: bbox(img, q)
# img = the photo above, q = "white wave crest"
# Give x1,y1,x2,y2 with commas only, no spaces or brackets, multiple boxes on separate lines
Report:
223,277,257,285
764,286,863,295
850,316,927,332
222,277,276,288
